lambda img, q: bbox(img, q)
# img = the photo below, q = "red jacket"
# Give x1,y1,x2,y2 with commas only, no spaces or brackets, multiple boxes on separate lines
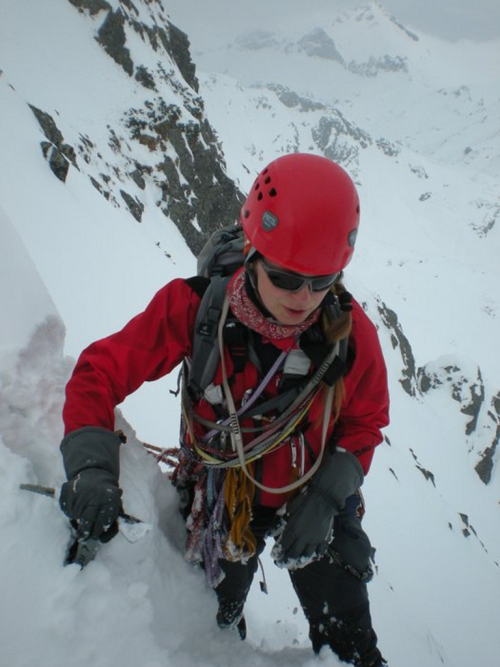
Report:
63,278,389,507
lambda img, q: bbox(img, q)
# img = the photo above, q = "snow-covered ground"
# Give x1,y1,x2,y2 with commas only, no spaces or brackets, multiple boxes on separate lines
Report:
1,2,499,666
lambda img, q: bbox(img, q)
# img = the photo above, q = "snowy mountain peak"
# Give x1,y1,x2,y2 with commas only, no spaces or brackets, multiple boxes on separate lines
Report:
335,1,419,40
327,1,422,63
231,12,413,77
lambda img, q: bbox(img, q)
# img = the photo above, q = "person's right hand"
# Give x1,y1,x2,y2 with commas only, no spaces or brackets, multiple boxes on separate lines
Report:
60,468,122,541
59,426,123,542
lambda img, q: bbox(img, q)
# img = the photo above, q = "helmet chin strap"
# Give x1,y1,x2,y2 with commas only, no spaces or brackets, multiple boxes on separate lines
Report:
242,256,272,318
244,243,260,263
245,263,258,292
243,245,260,284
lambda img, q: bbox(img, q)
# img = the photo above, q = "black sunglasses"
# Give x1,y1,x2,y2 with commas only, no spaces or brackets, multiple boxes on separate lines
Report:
260,258,340,293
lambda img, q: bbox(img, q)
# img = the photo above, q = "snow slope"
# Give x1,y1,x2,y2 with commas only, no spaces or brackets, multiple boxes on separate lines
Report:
1,2,499,666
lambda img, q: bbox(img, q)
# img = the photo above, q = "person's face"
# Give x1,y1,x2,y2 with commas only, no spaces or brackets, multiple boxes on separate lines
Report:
253,258,333,325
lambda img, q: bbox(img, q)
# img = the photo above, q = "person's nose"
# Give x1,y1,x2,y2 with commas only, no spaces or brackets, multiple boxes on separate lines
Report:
290,283,312,303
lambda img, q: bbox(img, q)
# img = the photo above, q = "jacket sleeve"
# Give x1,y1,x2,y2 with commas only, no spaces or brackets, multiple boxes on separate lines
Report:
62,278,201,435
333,299,390,474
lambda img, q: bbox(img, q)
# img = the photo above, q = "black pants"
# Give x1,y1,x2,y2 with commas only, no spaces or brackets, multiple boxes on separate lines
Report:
215,495,375,647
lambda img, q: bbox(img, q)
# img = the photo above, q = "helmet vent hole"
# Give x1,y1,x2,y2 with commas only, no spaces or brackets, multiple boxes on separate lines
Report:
254,182,260,191
264,176,271,184
244,210,250,218
257,192,263,201
269,188,277,197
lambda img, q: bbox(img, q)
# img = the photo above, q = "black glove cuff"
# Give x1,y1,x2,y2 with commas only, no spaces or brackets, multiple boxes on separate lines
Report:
60,426,121,480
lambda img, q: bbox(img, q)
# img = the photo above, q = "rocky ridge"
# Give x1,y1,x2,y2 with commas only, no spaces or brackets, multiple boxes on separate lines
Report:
31,0,244,253
374,296,500,486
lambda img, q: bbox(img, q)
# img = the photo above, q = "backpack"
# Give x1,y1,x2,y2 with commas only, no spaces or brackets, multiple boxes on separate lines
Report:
196,223,246,279
186,223,246,400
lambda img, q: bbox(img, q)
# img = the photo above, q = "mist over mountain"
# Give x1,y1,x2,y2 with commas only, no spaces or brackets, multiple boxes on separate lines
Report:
0,2,499,666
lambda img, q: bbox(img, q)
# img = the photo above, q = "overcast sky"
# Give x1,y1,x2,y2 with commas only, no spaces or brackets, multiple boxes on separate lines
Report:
166,0,500,47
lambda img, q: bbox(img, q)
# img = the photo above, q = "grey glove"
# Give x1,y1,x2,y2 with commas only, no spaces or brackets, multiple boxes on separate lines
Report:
59,427,123,542
272,447,364,568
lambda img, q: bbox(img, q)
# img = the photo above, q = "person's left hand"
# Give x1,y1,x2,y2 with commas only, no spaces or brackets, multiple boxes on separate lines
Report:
272,447,364,568
271,484,336,568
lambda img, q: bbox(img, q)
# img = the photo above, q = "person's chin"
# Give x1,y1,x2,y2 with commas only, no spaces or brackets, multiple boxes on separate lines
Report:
279,306,310,324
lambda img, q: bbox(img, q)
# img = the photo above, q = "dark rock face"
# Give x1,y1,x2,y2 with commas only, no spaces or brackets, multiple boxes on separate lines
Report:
474,392,500,484
31,1,244,254
122,93,243,251
418,361,485,436
166,22,199,93
417,358,499,485
475,435,498,485
309,109,373,175
348,55,408,77
120,190,144,222
29,106,78,182
89,2,200,92
88,1,244,251
96,8,134,76
266,84,327,113
409,448,435,487
68,0,111,16
376,298,417,396
371,295,498,487
297,28,345,65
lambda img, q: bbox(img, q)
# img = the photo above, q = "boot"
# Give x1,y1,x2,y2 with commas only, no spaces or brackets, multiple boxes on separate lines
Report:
310,618,387,666
216,596,247,640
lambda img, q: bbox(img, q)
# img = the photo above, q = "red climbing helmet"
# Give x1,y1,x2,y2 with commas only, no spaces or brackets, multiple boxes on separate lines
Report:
241,153,360,275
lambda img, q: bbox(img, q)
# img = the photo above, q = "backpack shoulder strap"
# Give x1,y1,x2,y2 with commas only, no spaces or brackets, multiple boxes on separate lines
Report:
187,274,231,400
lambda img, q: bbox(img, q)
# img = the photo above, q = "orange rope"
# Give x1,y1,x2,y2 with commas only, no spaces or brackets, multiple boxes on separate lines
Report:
224,467,257,560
